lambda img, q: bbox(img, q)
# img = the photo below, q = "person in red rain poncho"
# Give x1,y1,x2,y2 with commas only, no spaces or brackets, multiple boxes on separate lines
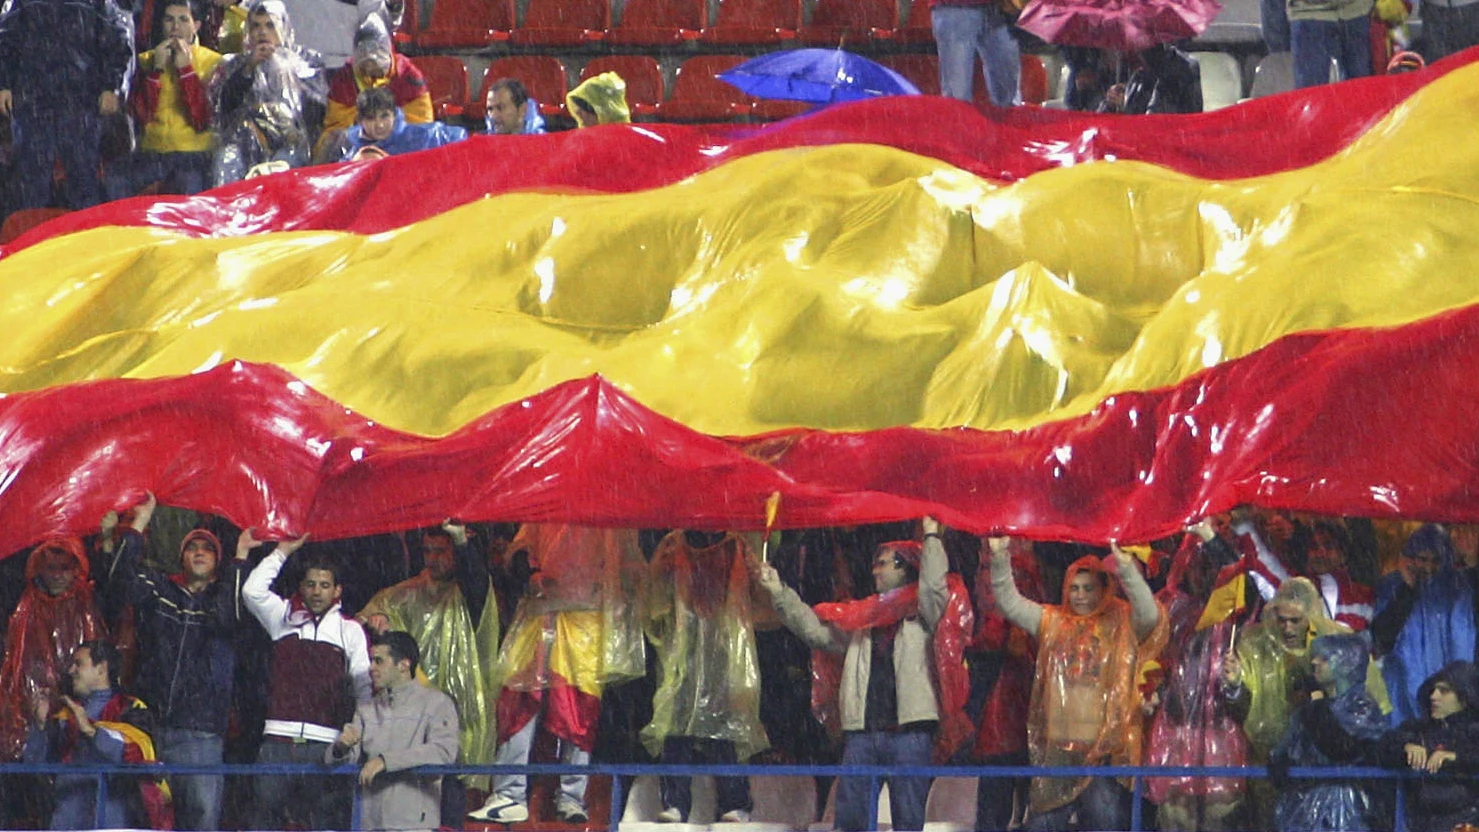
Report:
0,536,108,762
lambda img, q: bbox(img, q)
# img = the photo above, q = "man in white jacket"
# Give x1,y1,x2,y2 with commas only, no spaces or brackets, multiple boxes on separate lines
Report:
240,532,372,830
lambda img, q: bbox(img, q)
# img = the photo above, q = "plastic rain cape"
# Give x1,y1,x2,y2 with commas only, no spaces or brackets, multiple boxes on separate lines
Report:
1234,577,1388,759
359,571,501,766
1145,538,1248,805
1027,555,1168,815
0,539,108,760
639,531,768,762
496,524,646,696
1377,525,1476,726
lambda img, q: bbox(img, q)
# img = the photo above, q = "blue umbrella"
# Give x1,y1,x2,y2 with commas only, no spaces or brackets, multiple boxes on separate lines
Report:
718,48,921,105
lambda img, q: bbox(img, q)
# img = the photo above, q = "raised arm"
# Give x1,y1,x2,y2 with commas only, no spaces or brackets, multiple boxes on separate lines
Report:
240,533,309,635
918,517,949,630
989,537,1043,637
752,561,848,653
1112,543,1162,641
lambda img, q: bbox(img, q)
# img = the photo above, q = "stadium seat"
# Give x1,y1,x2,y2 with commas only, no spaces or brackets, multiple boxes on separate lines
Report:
700,0,800,45
468,56,569,122
605,0,707,45
391,0,417,45
581,56,665,117
880,53,941,97
750,98,811,120
415,55,469,119
1248,51,1295,99
1192,50,1243,110
417,0,514,47
799,0,897,46
898,0,934,45
0,208,69,246
1020,53,1048,105
510,0,610,47
656,55,752,121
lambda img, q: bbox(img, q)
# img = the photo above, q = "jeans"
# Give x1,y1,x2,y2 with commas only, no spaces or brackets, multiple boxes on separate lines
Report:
1423,1,1479,61
836,731,933,832
1291,16,1372,87
157,729,224,831
251,738,349,830
1024,776,1131,831
932,4,1021,107
103,151,211,202
10,107,102,210
489,717,589,809
659,737,752,821
1261,0,1292,51
975,751,1028,831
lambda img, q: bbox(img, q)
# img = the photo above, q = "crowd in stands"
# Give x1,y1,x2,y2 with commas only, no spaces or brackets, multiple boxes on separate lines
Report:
3,0,1477,231
2,492,1479,832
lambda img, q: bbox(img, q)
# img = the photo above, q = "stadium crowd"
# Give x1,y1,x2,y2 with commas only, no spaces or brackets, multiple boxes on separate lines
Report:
1,493,1479,832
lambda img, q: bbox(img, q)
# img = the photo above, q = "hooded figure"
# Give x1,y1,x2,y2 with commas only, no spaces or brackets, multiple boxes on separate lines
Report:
339,105,467,160
207,0,325,185
0,538,108,761
566,71,630,127
1145,531,1247,831
1270,633,1387,832
320,15,431,151
1372,524,1476,725
991,543,1168,831
1378,661,1479,832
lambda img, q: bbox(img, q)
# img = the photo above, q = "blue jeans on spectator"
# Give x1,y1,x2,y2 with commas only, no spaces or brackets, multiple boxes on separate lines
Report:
252,737,350,830
837,731,932,832
10,107,102,210
659,737,752,821
104,152,212,202
1423,1,1479,61
932,4,1022,107
1024,776,1131,831
157,729,224,831
1292,16,1373,87
1261,0,1293,51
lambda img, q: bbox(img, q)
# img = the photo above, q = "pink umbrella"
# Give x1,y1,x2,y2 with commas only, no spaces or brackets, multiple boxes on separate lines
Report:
1017,0,1223,52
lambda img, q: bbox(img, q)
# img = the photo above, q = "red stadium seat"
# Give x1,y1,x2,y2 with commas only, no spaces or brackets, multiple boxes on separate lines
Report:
656,55,752,122
0,208,69,246
417,0,514,48
880,54,941,96
510,0,610,47
414,55,470,119
898,0,934,45
750,99,810,121
1020,53,1048,105
700,0,800,45
605,0,706,45
468,56,569,121
581,56,665,118
391,0,417,45
799,0,897,46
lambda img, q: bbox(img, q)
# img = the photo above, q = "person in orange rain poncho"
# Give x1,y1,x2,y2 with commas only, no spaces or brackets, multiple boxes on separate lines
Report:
640,530,769,823
468,524,646,825
0,536,108,762
990,538,1168,831
755,517,973,832
1144,520,1247,831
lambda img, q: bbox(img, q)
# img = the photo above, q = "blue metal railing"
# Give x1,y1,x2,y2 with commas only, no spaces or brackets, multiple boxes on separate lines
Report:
0,760,1455,831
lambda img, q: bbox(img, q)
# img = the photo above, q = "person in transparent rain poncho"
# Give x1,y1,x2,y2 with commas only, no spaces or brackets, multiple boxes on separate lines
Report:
207,0,324,185
1269,633,1387,832
640,530,769,824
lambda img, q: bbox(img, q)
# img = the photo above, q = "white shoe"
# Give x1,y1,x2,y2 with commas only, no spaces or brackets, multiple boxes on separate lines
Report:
656,807,684,823
719,810,751,823
469,797,529,824
555,799,588,823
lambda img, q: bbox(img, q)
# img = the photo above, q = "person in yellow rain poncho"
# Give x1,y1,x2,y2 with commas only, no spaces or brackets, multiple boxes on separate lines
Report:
566,72,630,127
992,540,1169,831
640,530,769,823
1220,576,1390,830
357,520,498,826
468,524,646,825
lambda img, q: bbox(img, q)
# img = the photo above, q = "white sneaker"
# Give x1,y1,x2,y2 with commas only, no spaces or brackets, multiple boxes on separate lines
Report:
656,807,684,823
554,799,588,823
719,810,751,823
468,797,529,824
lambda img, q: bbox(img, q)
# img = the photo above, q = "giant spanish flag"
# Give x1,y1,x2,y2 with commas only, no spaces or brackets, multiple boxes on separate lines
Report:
3,51,1479,555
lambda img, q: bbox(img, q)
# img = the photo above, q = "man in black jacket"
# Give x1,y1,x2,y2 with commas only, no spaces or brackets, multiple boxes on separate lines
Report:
0,0,134,208
1379,661,1479,832
106,493,247,831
